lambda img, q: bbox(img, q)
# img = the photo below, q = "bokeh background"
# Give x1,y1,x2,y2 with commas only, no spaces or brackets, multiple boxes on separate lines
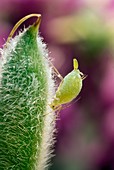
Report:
1,0,114,170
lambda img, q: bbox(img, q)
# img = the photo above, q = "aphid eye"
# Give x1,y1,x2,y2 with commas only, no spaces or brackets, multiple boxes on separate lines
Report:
52,105,55,109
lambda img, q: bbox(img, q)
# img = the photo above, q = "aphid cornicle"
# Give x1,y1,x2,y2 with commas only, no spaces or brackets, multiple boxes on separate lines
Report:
50,58,85,110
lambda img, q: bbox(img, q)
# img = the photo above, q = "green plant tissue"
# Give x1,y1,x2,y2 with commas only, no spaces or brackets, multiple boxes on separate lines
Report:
0,23,55,170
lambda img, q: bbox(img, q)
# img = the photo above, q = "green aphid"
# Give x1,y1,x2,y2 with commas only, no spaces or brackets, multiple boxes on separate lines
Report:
50,58,86,110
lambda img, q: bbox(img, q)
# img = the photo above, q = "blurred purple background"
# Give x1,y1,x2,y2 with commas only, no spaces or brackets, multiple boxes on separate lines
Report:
1,0,114,169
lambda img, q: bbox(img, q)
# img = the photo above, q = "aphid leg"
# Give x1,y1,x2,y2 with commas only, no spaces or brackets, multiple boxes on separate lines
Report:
49,61,63,81
79,71,84,76
51,105,62,124
61,97,81,110
82,74,88,80
79,71,87,80
55,105,62,119
6,14,41,46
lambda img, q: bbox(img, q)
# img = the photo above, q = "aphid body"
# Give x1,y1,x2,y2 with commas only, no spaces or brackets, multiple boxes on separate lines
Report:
50,58,84,110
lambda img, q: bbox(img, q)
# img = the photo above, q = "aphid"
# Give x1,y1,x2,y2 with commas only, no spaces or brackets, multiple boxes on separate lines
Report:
50,58,86,111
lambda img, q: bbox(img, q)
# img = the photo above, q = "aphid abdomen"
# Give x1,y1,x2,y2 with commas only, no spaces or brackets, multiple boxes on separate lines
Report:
55,69,82,105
